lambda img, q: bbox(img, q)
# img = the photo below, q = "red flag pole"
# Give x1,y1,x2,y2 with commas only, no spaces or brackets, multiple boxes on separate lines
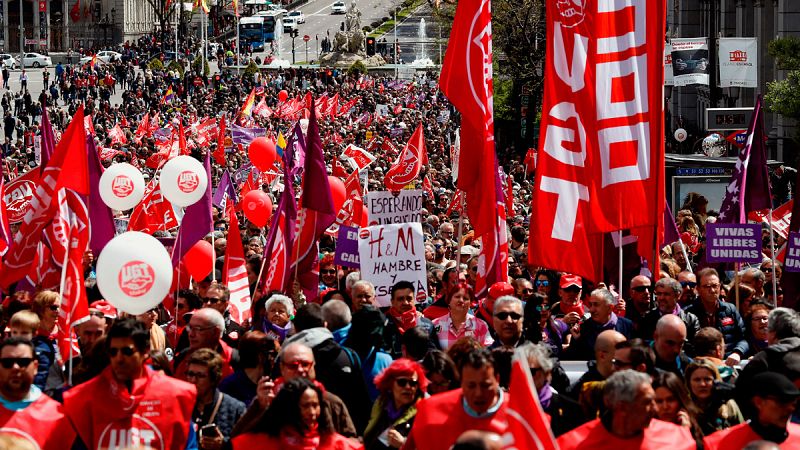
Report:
618,230,623,295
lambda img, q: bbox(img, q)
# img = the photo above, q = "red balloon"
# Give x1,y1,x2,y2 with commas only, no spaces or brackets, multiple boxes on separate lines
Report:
328,176,346,212
278,90,289,102
248,137,277,171
183,240,214,281
243,190,274,228
359,205,369,228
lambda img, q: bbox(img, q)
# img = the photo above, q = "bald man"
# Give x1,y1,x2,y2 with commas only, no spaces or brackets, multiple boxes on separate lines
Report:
627,275,654,326
653,315,691,376
567,330,626,398
453,430,503,450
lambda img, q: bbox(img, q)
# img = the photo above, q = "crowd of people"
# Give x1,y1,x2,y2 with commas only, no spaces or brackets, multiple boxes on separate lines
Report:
0,29,799,450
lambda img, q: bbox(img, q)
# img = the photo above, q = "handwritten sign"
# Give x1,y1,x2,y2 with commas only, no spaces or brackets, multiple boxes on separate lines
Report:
334,225,360,268
705,223,762,263
365,190,423,226
358,222,427,307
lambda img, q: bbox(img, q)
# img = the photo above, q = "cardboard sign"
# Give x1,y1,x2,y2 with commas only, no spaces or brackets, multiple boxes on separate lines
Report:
358,223,427,307
365,190,423,226
705,223,762,263
334,225,360,268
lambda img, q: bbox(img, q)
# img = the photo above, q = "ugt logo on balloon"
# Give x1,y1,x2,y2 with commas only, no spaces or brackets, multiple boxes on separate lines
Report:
112,175,135,198
118,261,156,297
177,171,199,193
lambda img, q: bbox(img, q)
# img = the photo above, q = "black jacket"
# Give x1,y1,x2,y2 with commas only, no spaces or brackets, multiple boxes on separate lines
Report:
545,392,586,437
638,308,701,351
735,337,800,419
685,299,748,357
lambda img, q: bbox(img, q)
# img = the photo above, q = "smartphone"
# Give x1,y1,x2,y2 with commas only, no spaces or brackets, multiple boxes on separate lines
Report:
199,424,222,440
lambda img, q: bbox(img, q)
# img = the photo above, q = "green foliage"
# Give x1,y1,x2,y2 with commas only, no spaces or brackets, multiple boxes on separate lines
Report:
192,56,210,77
494,77,515,121
769,36,800,70
766,37,800,121
347,60,368,75
148,58,164,71
167,60,184,77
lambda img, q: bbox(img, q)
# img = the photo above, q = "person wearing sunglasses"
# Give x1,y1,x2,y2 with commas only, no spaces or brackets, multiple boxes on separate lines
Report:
363,358,429,449
232,342,358,439
626,275,654,327
0,336,78,449
489,296,526,350
203,282,246,348
677,270,698,307
29,290,61,391
319,254,339,290
63,318,197,450
551,274,586,327
639,277,701,348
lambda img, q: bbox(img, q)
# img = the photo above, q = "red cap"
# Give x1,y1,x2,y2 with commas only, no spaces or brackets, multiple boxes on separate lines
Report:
560,274,582,289
89,300,118,319
488,282,515,299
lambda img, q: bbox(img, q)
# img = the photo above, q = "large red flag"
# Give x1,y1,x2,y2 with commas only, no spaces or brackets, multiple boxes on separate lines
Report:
528,0,665,282
223,211,251,324
475,159,509,299
439,0,496,237
0,107,88,288
213,115,227,165
506,358,559,450
128,179,179,234
384,123,425,191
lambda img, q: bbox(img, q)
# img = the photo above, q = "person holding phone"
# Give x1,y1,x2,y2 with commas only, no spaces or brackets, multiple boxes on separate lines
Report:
363,359,429,449
186,349,246,450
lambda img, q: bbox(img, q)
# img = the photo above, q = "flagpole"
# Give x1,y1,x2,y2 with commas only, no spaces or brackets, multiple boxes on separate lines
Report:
618,230,623,295
211,232,216,282
456,192,465,254
768,209,778,300
56,198,73,385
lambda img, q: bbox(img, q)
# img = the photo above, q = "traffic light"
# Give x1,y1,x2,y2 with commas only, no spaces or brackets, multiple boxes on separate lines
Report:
366,37,376,56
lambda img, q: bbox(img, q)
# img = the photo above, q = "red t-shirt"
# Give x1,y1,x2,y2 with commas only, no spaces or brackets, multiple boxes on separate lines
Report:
704,422,800,450
0,393,77,450
557,418,696,450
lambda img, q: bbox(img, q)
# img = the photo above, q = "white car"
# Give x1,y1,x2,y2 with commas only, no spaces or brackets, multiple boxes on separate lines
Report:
283,17,297,32
79,50,122,65
0,54,18,69
331,1,346,14
287,10,305,23
21,53,51,68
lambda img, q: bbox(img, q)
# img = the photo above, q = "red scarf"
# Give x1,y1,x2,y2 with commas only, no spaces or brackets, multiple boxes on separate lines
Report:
279,425,320,450
387,307,418,334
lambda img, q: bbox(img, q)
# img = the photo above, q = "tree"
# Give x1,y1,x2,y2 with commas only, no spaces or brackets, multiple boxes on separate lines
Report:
145,0,179,36
766,36,800,121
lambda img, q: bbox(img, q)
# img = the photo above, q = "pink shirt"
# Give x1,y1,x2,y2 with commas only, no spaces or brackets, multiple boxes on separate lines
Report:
433,313,494,349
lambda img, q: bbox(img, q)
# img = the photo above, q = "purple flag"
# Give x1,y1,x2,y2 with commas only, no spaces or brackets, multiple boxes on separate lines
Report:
718,96,772,223
39,102,56,172
212,171,238,211
662,201,681,247
171,152,213,266
0,155,11,257
86,136,115,255
231,123,267,146
782,167,800,308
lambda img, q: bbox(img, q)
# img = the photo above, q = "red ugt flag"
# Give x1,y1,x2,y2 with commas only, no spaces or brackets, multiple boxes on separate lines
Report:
505,359,559,450
223,211,252,324
384,123,425,191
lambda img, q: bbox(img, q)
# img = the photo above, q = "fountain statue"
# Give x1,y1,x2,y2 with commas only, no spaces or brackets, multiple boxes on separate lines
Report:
411,18,434,67
320,0,386,67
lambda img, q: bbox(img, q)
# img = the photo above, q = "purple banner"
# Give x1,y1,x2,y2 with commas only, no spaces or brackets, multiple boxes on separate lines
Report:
705,223,762,263
335,225,360,268
784,232,800,272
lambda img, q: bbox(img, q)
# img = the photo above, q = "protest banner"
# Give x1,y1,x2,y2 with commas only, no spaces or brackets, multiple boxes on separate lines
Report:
785,232,800,272
671,38,710,86
365,190,423,226
334,225,360,268
358,222,427,307
705,223,762,263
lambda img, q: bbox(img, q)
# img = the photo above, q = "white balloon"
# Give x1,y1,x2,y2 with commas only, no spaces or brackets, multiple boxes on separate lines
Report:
98,163,145,211
96,232,173,315
159,155,208,207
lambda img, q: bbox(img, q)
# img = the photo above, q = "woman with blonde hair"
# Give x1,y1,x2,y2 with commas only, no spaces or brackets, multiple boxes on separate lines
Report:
30,290,61,389
685,359,744,436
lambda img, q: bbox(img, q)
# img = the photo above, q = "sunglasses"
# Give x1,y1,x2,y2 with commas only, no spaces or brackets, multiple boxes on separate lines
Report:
680,281,697,289
395,377,419,388
48,305,60,312
535,280,549,287
495,311,522,321
470,266,478,272
321,269,336,275
0,357,33,369
203,297,223,305
283,360,313,370
631,285,652,293
185,370,208,379
108,346,136,357
563,286,581,293
535,304,550,312
761,267,773,273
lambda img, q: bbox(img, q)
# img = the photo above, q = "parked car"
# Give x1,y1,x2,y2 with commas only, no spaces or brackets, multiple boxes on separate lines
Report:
21,53,51,68
0,54,18,69
287,10,305,23
268,3,288,14
283,17,297,32
331,1,346,14
79,50,121,65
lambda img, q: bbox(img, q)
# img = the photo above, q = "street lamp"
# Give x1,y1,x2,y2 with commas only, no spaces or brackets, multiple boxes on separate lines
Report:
291,29,298,64
394,6,401,78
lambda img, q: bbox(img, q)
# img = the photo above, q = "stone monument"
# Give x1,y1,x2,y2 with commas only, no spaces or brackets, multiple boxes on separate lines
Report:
320,0,385,67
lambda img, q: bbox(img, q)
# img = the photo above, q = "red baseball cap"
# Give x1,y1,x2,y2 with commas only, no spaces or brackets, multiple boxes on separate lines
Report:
89,300,118,319
559,274,582,289
488,282,515,299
